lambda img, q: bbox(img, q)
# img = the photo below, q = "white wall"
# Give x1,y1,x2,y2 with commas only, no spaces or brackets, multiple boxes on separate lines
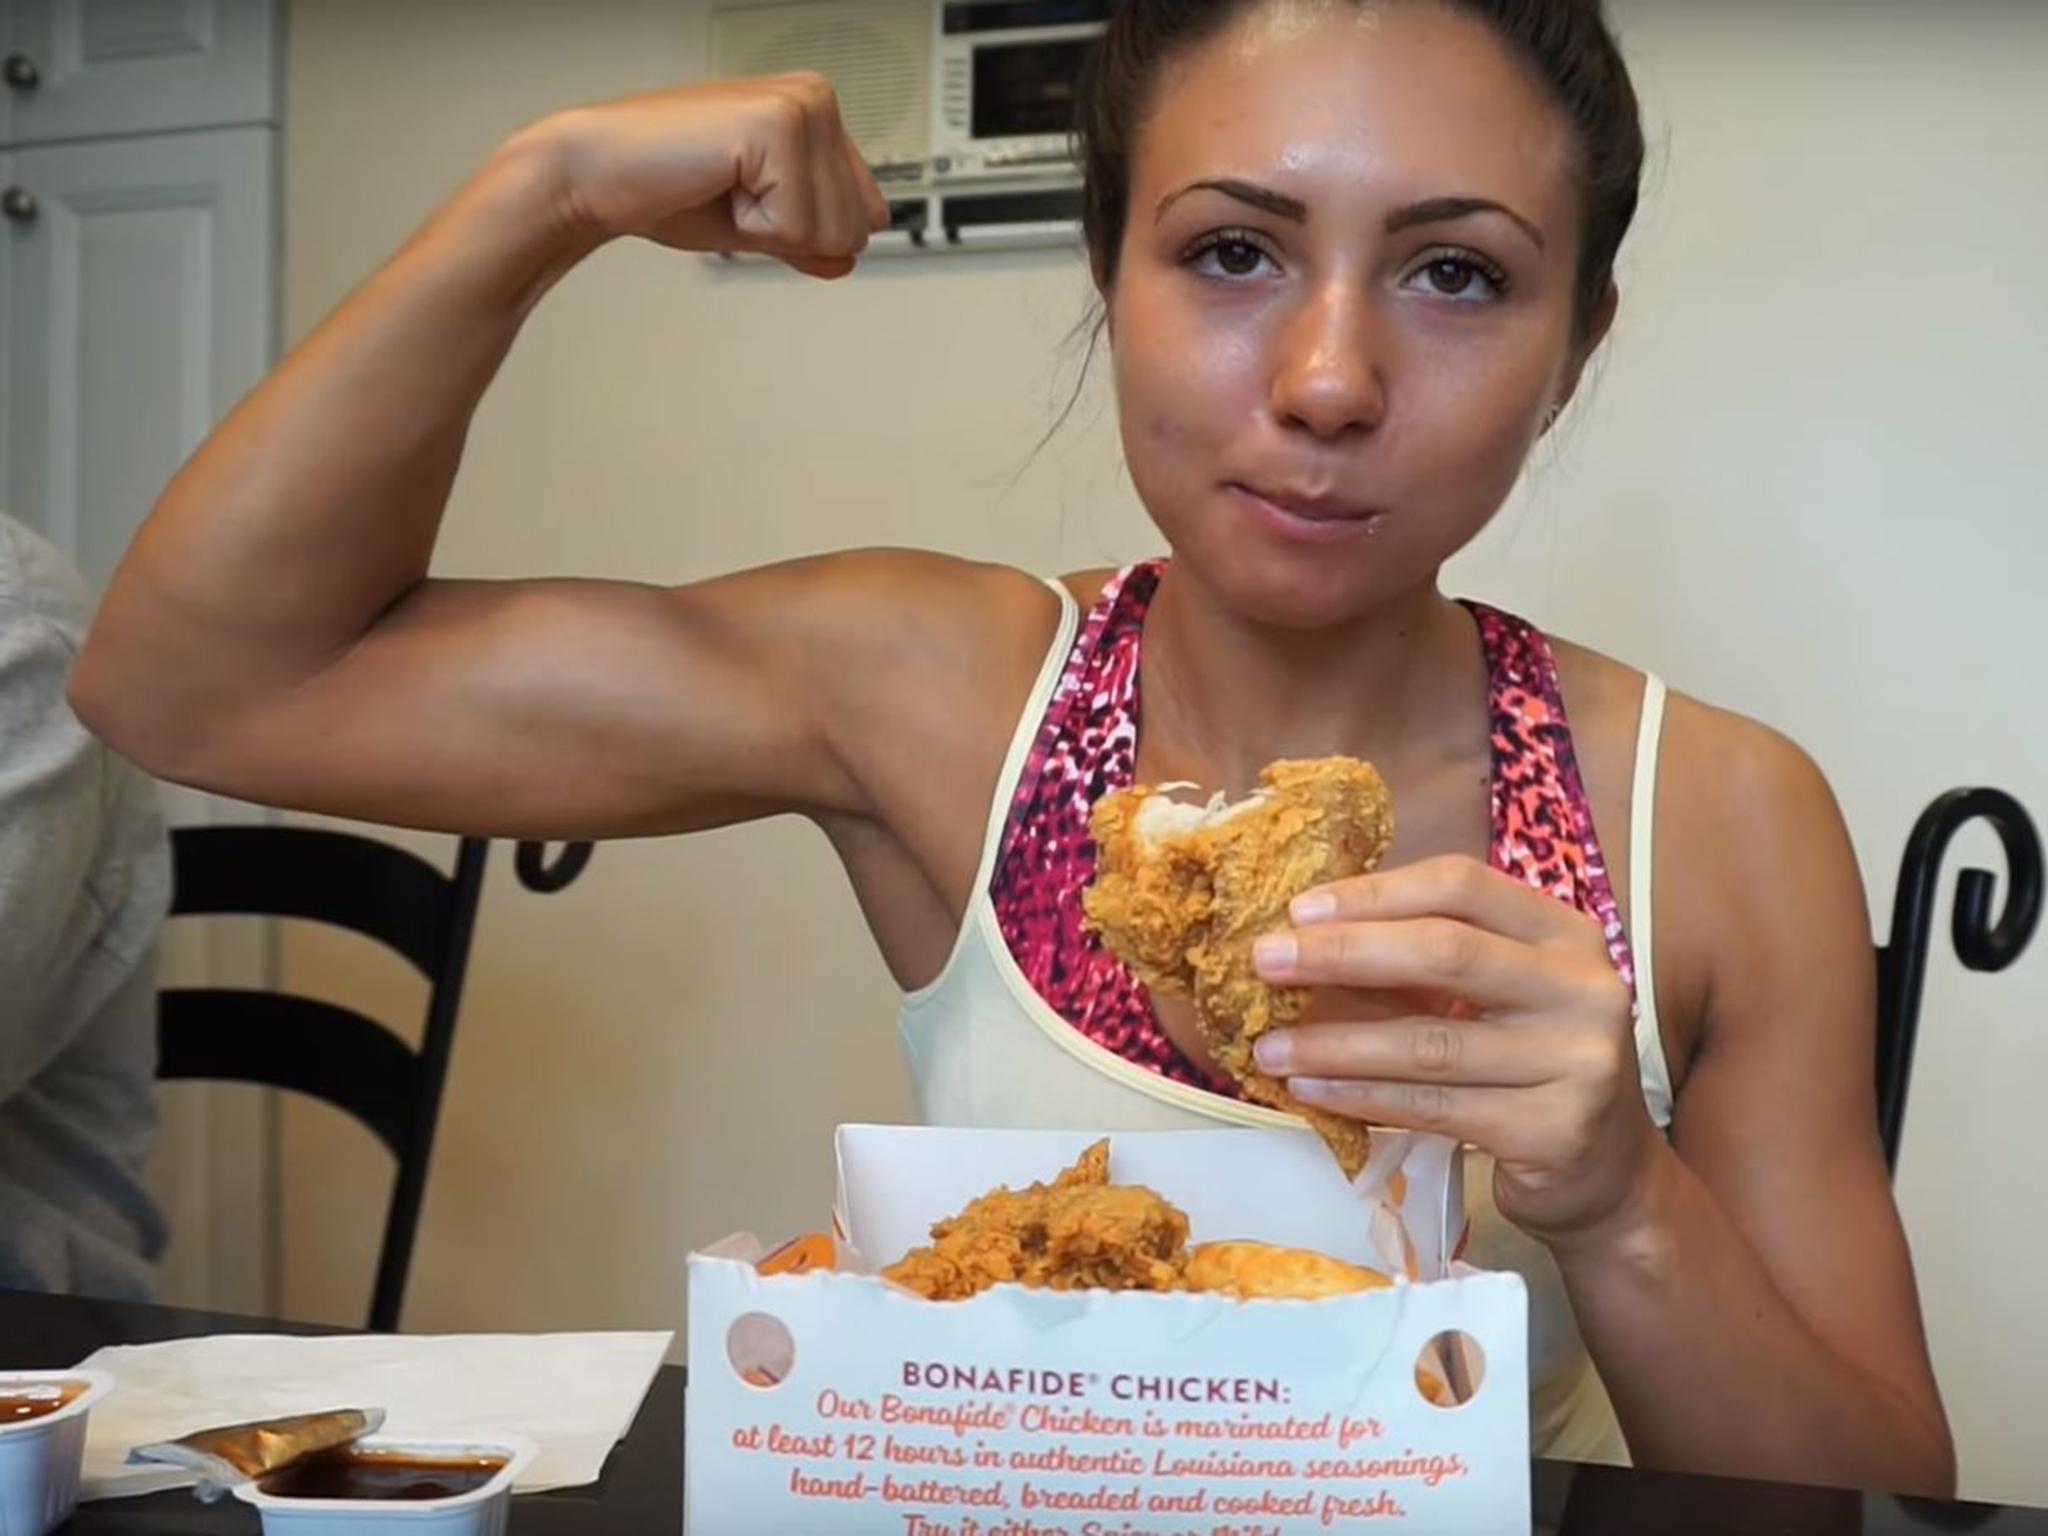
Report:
278,0,2048,1505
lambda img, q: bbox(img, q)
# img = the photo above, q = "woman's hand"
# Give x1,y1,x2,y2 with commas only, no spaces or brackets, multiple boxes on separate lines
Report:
1250,854,1668,1253
523,74,893,278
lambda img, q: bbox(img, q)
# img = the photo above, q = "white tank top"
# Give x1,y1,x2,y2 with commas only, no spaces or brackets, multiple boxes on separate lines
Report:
896,578,1674,1466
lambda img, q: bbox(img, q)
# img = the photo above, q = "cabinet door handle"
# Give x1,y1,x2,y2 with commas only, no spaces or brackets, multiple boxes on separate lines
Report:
2,53,39,91
2,187,37,223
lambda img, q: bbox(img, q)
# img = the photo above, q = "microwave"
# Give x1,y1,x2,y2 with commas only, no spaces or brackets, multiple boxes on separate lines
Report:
929,0,1111,185
708,0,1097,253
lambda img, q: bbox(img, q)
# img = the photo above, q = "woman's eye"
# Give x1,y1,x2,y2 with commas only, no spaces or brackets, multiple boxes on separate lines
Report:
1408,254,1507,303
1189,236,1276,280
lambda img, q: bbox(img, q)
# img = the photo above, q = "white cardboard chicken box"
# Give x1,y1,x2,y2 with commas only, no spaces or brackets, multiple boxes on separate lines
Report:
686,1125,1530,1535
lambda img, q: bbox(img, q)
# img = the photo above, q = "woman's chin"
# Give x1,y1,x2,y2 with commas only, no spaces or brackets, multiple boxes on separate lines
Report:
1166,536,1414,633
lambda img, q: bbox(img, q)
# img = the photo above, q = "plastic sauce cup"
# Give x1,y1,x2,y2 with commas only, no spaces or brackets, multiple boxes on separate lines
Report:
231,1435,535,1535
0,1368,113,1536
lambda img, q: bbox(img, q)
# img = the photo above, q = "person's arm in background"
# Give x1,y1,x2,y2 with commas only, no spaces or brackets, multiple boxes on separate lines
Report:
0,512,170,1295
0,577,93,1065
1,515,143,1049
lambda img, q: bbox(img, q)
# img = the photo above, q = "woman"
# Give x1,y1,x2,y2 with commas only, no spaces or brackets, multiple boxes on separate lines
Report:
73,0,1954,1494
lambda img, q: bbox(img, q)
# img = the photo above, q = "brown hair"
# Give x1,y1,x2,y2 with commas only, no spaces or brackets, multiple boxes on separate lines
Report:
1074,0,1646,340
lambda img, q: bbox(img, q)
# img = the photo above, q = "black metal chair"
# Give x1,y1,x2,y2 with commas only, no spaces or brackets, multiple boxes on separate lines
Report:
157,828,593,1331
1874,789,2043,1173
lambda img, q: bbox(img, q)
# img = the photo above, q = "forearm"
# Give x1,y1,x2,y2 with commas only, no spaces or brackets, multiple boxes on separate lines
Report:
73,121,601,767
1556,1142,1955,1497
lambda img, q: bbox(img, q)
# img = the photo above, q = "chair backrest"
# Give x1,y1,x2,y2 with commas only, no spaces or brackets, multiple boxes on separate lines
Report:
157,827,592,1331
1873,789,2042,1173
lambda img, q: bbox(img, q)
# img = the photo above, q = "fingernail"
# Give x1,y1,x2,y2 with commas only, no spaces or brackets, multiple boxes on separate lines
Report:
1290,1077,1340,1104
1290,891,1338,923
1254,934,1298,976
1254,1032,1294,1072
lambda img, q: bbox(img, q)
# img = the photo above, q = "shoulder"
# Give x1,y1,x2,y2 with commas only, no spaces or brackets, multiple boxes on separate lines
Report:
743,552,1070,809
1542,632,1641,722
0,512,93,648
765,546,1053,630
764,548,1065,695
1662,692,1846,840
1657,690,1870,968
655,548,1061,691
0,519,159,871
1547,630,1869,1041
1546,632,1850,880
1056,566,1122,610
0,516,92,719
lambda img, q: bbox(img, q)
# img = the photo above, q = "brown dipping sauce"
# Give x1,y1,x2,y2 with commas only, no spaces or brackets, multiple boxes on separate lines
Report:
0,1382,85,1425
258,1449,508,1502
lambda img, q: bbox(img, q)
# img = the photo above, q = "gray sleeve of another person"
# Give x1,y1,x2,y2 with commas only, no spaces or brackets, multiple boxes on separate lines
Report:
0,512,171,1298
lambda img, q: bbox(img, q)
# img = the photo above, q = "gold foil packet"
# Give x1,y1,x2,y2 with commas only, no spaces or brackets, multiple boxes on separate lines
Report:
128,1407,386,1501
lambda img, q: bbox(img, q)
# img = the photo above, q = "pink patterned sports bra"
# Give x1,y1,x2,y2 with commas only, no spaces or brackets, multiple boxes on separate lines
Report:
987,560,1640,1095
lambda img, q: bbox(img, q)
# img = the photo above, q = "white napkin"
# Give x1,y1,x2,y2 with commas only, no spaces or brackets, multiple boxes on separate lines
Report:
71,1329,672,1501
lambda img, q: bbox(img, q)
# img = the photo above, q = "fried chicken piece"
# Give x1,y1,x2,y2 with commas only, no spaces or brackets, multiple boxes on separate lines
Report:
1083,758,1394,1177
882,1139,1191,1301
1183,1240,1393,1300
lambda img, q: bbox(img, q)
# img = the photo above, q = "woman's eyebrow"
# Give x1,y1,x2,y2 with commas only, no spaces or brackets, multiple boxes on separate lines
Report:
1156,178,1308,223
1386,195,1544,251
1157,182,1543,252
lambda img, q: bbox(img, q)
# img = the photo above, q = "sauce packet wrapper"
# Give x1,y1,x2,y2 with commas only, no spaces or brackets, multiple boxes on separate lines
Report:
127,1407,386,1501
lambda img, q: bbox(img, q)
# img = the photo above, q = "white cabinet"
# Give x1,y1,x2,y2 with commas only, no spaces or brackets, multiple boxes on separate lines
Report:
1,0,281,145
5,125,274,584
2,0,280,576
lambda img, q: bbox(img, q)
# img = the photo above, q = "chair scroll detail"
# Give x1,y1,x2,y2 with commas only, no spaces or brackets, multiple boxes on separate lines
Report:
1875,789,2042,1172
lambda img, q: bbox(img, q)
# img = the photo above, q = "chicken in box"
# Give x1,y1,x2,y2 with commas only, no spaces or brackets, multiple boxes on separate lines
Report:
685,1125,1530,1535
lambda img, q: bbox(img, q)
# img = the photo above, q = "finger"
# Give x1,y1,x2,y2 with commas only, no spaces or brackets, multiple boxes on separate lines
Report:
1253,1018,1550,1087
1298,985,1451,1026
783,253,856,280
803,89,865,258
790,83,843,256
648,193,739,253
819,172,867,259
732,101,820,256
1288,1076,1513,1146
839,122,893,233
1254,918,1582,1012
1291,855,1599,950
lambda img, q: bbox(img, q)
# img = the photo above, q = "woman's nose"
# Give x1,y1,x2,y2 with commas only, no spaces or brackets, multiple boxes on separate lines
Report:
1267,281,1389,442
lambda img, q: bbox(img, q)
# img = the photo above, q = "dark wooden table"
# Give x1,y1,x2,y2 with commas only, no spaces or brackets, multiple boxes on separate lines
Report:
8,1287,2040,1533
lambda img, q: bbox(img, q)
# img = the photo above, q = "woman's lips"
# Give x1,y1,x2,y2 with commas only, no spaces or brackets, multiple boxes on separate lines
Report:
1227,483,1388,544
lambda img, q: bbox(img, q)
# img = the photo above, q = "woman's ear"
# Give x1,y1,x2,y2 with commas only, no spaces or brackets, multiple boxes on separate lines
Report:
1553,281,1620,415
1583,280,1620,357
1090,260,1116,341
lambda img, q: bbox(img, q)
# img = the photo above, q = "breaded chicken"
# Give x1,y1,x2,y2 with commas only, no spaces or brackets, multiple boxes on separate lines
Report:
1183,1240,1393,1300
1083,758,1394,1177
882,1139,1190,1301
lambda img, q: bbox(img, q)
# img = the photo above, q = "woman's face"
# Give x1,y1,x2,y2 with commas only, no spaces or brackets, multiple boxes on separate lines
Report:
1108,0,1603,629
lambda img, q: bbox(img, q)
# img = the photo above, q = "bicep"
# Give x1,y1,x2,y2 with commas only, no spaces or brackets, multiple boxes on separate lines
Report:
1666,712,1944,1418
170,559,877,840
